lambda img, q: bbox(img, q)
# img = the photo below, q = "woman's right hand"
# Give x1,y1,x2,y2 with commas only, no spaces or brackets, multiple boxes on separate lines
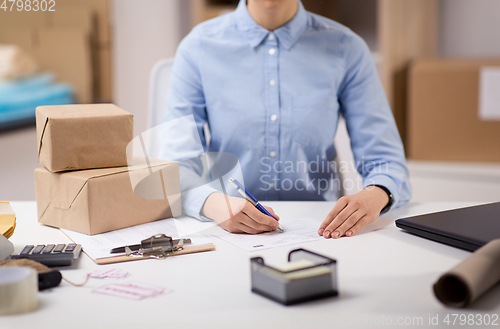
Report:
201,192,280,234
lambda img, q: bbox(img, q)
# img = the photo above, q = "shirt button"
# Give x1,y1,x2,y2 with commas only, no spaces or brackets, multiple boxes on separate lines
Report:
268,34,275,41
269,80,276,86
269,183,275,188
270,114,277,121
269,151,276,157
268,48,276,55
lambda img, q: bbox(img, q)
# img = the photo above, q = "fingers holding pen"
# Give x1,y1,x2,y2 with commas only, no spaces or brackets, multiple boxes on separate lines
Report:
263,205,280,221
242,202,279,232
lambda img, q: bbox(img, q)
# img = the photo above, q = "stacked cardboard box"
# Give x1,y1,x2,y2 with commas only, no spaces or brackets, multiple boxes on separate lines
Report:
34,104,181,235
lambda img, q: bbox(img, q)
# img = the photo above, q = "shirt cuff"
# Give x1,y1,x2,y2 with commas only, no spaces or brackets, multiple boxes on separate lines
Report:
181,185,219,222
363,174,401,213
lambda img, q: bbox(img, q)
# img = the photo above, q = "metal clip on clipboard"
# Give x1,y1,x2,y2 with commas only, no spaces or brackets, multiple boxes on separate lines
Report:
111,234,192,260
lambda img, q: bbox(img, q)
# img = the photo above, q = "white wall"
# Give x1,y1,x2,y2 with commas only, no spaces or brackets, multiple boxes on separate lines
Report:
111,0,188,135
439,0,500,57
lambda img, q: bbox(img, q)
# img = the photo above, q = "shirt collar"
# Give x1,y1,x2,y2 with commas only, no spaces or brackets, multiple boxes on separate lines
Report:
234,0,308,50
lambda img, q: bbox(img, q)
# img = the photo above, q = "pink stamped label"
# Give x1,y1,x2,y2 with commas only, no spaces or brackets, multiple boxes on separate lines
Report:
93,282,172,301
89,268,130,279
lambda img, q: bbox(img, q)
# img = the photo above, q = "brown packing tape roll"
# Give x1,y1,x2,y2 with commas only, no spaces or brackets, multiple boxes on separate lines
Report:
434,239,500,308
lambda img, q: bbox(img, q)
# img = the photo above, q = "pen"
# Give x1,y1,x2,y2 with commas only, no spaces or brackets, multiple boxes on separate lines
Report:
228,177,284,232
110,237,191,254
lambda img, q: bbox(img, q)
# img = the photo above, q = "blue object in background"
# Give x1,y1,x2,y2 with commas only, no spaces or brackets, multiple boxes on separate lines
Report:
0,73,74,131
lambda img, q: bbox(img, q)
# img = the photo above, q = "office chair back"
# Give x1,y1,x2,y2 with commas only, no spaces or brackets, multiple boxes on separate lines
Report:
147,58,175,159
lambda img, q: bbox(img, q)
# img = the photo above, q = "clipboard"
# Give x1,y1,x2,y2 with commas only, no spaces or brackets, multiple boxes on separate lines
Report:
61,223,216,265
95,244,215,265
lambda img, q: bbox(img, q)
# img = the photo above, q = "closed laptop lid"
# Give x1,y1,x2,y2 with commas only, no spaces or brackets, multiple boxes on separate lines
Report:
395,202,500,251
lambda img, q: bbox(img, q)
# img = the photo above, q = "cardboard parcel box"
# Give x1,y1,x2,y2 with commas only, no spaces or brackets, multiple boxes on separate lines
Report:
408,59,500,161
36,104,133,172
35,160,181,235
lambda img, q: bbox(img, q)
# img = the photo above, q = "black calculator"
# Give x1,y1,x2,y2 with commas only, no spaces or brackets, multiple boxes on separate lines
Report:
11,243,82,267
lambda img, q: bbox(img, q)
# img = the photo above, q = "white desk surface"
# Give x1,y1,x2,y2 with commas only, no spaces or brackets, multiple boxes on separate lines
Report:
3,201,500,329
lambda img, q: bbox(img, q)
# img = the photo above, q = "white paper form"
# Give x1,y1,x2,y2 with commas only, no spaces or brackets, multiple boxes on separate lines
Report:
211,217,322,252
479,67,500,121
62,219,213,260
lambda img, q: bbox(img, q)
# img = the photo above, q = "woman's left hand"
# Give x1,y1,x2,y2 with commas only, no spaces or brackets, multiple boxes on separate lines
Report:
318,186,389,238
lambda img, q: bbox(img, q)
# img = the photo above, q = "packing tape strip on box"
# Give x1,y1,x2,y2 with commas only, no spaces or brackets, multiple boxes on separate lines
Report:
0,267,38,315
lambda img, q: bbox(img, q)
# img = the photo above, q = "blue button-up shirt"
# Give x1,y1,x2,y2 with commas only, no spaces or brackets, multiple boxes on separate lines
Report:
162,0,412,220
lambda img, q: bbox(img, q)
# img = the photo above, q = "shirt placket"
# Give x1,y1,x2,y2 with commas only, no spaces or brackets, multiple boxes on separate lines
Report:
264,32,280,199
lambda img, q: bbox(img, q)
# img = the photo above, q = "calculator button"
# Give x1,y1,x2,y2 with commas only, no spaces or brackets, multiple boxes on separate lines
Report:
53,244,66,253
64,244,76,253
20,245,34,255
42,244,56,254
32,245,45,254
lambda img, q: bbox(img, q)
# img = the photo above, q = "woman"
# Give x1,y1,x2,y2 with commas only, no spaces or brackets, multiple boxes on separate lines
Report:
162,0,412,238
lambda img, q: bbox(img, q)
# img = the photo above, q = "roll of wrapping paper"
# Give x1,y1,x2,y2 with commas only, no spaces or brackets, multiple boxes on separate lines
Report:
434,239,500,308
0,267,38,315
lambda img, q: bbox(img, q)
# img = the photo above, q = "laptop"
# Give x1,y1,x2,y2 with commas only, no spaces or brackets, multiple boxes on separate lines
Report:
395,202,500,251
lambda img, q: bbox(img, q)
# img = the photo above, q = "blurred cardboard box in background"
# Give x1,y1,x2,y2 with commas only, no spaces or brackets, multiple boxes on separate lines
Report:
0,0,112,103
408,59,500,162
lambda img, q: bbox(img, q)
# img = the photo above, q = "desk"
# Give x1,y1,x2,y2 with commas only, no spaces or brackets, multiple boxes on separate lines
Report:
4,201,500,329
